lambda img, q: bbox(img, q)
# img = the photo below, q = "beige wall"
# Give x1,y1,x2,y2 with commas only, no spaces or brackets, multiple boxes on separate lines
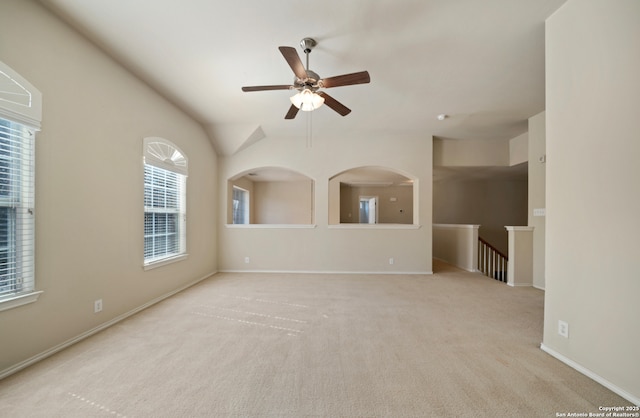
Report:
433,178,527,255
254,180,313,224
218,136,432,273
432,224,479,272
509,133,528,166
433,137,509,166
544,0,640,401
0,0,217,375
527,111,545,289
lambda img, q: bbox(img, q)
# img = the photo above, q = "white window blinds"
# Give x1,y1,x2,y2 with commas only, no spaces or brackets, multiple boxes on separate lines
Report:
232,186,249,224
0,118,35,300
144,165,184,261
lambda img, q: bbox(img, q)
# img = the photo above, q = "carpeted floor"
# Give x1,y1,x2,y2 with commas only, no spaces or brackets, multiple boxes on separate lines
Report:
0,261,629,417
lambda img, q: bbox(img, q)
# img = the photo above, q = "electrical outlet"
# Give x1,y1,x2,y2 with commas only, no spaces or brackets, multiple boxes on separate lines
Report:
244,256,250,264
389,257,394,265
94,299,103,313
558,320,569,338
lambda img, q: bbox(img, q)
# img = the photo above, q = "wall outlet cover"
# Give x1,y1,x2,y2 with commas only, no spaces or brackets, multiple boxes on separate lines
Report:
558,320,569,338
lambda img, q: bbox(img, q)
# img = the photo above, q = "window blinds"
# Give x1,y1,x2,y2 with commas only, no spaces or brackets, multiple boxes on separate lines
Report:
232,186,249,224
0,118,35,299
144,165,185,261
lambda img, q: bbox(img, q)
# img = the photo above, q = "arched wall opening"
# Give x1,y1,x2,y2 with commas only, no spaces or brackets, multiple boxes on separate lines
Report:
328,166,417,225
227,166,314,225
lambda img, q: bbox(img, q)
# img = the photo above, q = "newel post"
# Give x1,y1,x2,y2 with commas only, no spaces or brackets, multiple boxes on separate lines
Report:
505,226,534,287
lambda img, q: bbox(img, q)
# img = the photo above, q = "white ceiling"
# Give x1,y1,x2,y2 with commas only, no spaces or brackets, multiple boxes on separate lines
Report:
40,0,565,160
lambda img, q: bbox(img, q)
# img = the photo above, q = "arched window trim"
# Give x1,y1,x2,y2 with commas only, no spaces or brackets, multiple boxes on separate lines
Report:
143,137,188,176
0,61,42,129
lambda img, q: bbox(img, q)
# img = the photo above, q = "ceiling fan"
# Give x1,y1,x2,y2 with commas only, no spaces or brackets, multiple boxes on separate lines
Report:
241,38,370,119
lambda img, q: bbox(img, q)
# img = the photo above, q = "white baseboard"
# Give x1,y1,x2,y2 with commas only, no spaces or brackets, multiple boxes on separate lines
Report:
432,256,476,272
0,271,216,381
218,269,433,275
540,343,640,406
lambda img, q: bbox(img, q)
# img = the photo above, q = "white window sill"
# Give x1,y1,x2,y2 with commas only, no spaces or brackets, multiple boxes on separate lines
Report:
0,290,43,312
144,253,188,271
225,224,317,229
328,224,421,230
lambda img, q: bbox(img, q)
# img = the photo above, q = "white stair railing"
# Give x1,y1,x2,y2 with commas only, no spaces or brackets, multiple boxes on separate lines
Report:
478,237,508,282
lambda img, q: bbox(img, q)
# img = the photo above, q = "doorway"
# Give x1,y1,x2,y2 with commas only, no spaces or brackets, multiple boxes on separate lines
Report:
359,196,378,224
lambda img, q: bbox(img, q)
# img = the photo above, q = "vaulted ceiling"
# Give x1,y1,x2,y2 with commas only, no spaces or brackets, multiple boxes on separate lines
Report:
40,0,566,158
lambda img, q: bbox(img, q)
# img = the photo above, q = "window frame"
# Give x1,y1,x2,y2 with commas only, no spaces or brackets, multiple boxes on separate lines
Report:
143,137,188,270
0,61,42,312
232,185,249,224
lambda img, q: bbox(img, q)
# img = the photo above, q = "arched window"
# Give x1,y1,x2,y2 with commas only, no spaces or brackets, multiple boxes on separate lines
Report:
143,137,188,268
0,61,42,310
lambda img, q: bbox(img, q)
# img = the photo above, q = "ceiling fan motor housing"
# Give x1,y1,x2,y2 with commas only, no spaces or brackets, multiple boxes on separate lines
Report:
295,70,321,91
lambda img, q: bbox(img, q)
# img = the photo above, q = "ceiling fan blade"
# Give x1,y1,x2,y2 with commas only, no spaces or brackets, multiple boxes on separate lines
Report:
242,85,292,92
279,46,308,80
320,71,370,89
317,91,351,116
285,104,299,119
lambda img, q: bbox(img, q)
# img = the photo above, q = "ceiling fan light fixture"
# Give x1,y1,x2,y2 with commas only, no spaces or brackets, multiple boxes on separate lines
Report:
290,89,324,111
242,38,369,119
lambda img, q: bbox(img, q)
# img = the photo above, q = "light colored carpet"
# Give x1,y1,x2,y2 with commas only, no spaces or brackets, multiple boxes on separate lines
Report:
0,261,628,417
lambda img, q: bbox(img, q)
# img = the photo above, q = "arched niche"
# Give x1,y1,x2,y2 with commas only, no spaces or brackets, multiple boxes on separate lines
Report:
328,166,416,225
227,167,314,225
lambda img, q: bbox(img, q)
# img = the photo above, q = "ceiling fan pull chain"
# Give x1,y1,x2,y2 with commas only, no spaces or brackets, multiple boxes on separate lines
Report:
307,112,313,148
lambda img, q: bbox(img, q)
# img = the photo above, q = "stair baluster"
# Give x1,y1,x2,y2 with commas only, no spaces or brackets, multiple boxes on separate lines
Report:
478,237,508,282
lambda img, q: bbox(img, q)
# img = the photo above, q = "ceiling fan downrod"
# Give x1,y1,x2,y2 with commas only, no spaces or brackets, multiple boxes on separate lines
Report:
300,37,316,71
